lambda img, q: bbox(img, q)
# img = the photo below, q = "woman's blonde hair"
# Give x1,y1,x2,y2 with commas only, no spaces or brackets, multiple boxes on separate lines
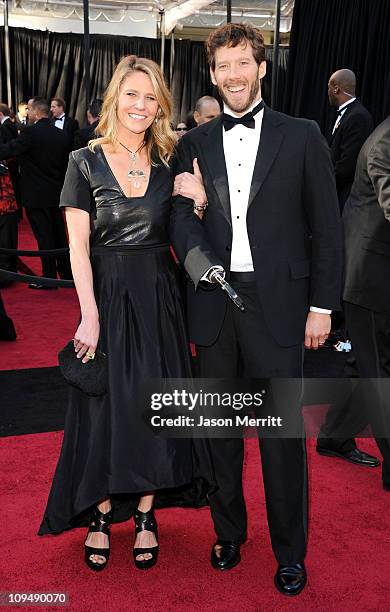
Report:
90,55,176,166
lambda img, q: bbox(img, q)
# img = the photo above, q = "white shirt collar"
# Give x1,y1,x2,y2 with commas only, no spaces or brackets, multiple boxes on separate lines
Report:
0,116,10,125
338,97,356,112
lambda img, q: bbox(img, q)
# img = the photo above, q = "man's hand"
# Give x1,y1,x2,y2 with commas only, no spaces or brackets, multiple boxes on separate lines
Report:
173,158,207,206
304,312,331,350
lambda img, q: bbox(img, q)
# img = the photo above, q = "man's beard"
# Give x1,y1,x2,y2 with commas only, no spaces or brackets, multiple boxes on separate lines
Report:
218,78,260,114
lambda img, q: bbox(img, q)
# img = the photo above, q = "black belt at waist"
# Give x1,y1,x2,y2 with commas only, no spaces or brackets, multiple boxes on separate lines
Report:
91,244,170,255
229,271,256,283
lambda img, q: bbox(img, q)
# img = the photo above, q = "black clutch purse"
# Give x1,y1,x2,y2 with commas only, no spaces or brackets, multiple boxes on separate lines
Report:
58,340,108,396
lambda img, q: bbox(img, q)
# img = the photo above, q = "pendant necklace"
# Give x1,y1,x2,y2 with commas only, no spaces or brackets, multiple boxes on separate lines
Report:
119,140,146,189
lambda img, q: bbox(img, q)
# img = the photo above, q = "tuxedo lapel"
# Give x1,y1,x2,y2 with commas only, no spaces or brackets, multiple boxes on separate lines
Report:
248,107,284,209
200,117,232,227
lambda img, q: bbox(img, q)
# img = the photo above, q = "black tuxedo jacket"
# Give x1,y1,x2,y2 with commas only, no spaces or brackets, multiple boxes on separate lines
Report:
343,115,390,314
74,120,98,149
328,100,373,209
0,118,18,144
170,107,343,347
0,118,20,188
52,115,79,150
0,117,69,208
14,117,27,133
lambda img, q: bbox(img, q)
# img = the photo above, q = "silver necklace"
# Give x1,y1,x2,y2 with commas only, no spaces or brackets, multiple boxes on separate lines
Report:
119,140,146,189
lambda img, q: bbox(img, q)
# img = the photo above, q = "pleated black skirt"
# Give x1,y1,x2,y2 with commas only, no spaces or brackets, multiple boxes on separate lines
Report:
39,247,214,535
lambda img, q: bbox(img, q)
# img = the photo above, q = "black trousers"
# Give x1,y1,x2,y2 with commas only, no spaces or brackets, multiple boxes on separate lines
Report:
196,280,308,565
319,302,390,484
25,207,71,279
0,212,18,273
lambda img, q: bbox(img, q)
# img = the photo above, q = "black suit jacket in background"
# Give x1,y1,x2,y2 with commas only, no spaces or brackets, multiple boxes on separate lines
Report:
74,120,99,149
0,117,69,208
343,115,390,313
52,115,79,150
328,100,373,210
0,118,18,144
170,107,343,347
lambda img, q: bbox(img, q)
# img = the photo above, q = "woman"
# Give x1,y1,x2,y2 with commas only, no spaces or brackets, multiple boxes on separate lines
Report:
175,121,188,139
39,55,213,572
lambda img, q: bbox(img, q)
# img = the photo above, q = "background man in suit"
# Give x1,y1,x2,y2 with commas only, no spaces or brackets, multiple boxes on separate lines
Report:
15,101,28,132
171,23,343,596
317,71,379,466
340,115,390,490
0,103,19,280
0,97,71,287
50,97,79,150
74,98,102,149
193,96,221,126
327,69,373,212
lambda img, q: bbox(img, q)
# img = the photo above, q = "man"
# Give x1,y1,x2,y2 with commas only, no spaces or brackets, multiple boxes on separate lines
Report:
0,103,19,280
327,69,373,212
15,101,28,132
50,97,79,150
340,115,390,491
0,97,71,286
193,96,221,126
171,23,342,595
316,71,379,466
74,99,102,149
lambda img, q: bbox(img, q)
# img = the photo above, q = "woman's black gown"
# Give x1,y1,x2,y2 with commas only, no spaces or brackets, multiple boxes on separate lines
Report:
39,145,213,534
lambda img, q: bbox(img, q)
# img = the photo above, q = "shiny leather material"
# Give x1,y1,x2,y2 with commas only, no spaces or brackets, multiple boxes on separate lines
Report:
72,146,173,249
84,506,113,572
211,540,241,570
274,562,307,596
317,447,380,467
133,508,159,570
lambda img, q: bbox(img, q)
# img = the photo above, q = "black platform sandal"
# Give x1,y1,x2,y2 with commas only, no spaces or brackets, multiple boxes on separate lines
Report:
84,506,113,572
133,508,159,570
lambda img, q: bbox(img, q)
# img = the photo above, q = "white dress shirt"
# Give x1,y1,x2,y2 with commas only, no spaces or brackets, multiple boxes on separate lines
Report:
0,116,10,125
223,99,263,272
54,114,66,130
331,97,356,135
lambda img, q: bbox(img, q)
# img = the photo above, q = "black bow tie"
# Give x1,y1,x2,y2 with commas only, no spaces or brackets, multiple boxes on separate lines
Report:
222,100,265,131
57,116,65,121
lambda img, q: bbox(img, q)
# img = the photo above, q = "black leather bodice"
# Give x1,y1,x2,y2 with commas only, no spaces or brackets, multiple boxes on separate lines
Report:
72,145,173,248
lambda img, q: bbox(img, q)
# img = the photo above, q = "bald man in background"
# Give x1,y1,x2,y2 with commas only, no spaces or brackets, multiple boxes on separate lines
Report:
327,69,373,212
316,69,379,467
193,96,221,126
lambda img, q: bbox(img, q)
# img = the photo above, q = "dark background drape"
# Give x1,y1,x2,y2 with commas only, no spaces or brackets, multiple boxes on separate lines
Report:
0,26,288,126
285,0,390,132
2,0,390,131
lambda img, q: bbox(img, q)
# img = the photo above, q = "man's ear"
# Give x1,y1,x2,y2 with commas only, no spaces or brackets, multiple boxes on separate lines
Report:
258,60,267,80
193,111,200,125
210,67,217,86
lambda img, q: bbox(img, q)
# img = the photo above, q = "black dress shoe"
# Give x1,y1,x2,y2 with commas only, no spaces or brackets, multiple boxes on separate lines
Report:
274,563,307,596
28,283,58,290
317,447,380,467
211,540,241,570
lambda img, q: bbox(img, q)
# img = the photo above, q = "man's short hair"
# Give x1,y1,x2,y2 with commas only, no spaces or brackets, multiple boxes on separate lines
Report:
206,23,266,71
18,101,27,108
0,103,11,116
31,97,50,115
51,97,66,111
88,99,103,118
194,96,220,114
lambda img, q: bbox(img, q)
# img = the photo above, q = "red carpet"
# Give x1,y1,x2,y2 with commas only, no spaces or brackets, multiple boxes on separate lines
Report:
0,216,79,370
2,218,390,610
1,434,389,611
